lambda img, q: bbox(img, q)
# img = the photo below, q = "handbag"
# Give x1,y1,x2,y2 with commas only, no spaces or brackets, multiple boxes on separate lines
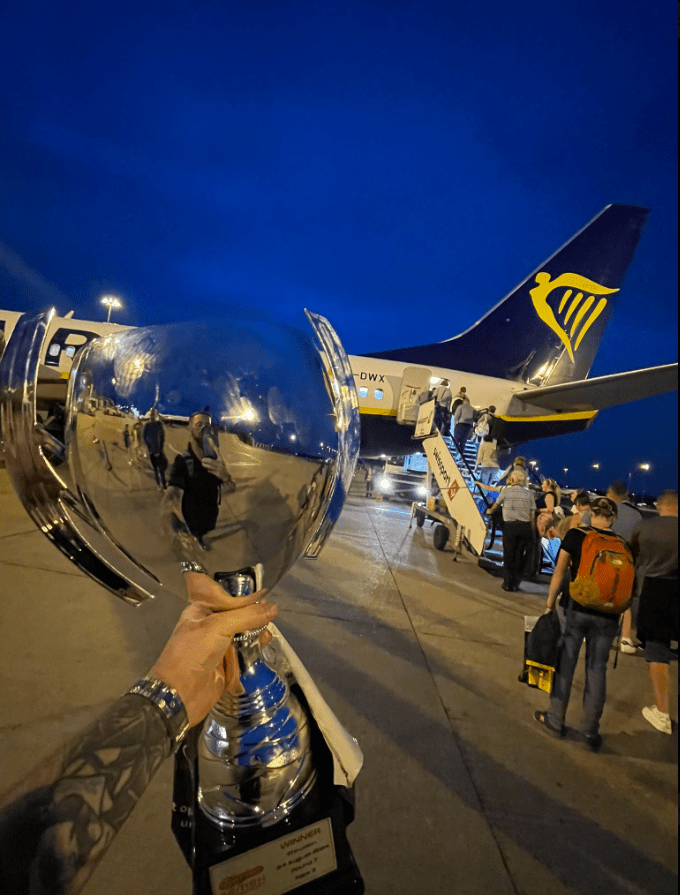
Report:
518,613,562,693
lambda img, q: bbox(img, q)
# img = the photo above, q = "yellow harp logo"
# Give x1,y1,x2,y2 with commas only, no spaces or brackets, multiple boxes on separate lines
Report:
529,272,618,363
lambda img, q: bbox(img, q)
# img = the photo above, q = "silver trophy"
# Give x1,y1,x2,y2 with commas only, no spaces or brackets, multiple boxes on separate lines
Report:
0,308,361,840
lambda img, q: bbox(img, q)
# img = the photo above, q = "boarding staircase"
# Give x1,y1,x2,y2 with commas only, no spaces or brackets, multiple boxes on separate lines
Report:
424,431,553,576
437,434,500,561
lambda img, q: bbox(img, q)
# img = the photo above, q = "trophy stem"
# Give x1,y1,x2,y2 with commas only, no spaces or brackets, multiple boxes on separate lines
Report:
197,571,317,828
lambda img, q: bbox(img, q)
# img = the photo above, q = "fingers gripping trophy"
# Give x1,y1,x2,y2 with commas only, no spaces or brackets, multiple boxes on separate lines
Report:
0,308,364,894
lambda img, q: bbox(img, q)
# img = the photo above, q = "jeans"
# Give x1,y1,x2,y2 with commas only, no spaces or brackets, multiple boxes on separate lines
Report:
477,467,498,486
548,608,619,736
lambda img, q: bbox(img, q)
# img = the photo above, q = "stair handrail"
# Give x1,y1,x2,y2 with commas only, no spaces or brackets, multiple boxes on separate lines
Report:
443,433,493,509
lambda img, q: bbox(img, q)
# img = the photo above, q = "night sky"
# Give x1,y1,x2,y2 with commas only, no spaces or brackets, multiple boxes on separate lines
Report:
1,2,677,494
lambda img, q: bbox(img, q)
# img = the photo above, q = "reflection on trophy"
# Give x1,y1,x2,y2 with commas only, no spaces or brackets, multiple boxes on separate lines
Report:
0,308,364,893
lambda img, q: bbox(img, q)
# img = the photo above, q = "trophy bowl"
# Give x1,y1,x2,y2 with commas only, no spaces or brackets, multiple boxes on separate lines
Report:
64,309,359,597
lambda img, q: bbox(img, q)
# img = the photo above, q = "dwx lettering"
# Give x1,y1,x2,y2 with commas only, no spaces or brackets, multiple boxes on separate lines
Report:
357,372,385,382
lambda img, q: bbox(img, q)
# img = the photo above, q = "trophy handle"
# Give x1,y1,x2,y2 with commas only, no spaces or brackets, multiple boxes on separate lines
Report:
0,313,161,605
303,310,360,557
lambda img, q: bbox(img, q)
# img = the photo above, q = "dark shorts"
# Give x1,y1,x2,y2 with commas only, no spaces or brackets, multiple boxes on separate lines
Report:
644,640,678,664
636,576,678,648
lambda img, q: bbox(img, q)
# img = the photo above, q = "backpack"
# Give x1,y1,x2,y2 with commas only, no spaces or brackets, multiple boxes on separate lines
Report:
569,527,635,614
473,409,491,438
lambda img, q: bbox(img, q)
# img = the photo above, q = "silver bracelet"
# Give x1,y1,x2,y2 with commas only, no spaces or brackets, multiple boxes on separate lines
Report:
179,561,207,574
126,677,190,750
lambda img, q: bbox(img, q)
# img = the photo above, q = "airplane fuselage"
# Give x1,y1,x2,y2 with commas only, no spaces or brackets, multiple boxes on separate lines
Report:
0,309,597,457
348,353,596,456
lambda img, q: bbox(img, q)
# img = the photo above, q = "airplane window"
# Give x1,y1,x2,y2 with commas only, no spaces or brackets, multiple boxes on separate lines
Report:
44,327,100,366
65,346,77,358
358,387,368,398
374,389,384,400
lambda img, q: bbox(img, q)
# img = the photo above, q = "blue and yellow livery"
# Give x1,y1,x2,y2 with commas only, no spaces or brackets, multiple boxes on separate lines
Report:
353,204,677,456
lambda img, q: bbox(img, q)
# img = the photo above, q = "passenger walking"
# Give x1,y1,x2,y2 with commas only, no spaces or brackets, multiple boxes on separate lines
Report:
143,408,168,490
487,408,507,448
452,395,476,447
607,480,642,542
365,465,373,498
535,497,628,751
132,419,145,461
475,436,500,485
473,404,495,442
536,478,562,538
433,378,453,433
630,490,678,735
450,385,468,415
570,490,592,528
606,480,643,652
485,472,536,592
163,411,235,551
496,456,528,487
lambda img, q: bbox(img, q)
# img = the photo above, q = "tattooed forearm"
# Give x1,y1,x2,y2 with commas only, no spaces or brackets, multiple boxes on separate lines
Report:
0,695,170,895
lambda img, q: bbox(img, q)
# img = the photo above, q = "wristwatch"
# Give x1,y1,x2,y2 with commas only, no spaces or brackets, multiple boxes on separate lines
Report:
127,677,190,750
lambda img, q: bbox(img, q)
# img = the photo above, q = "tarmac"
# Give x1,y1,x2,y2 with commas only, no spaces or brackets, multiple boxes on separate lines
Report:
0,468,677,895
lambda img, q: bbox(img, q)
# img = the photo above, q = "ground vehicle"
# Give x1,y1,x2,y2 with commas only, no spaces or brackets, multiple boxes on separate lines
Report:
375,458,428,502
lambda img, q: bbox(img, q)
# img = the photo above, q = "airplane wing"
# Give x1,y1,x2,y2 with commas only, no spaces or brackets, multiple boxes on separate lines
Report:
515,363,678,412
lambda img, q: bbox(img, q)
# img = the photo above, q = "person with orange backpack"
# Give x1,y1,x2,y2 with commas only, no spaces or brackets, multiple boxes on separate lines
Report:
533,497,635,751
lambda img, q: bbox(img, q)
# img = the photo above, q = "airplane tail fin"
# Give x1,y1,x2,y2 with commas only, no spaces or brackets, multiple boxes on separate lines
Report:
369,204,649,387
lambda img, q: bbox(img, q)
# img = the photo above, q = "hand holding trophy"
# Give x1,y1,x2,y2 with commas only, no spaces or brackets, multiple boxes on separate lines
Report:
0,308,364,893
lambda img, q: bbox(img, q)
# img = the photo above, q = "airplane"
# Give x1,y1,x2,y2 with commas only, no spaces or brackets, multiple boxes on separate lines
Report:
1,204,677,458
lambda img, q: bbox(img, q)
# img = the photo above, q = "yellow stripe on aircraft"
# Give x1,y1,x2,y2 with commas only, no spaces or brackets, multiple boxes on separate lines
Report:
498,410,597,422
358,406,597,422
359,406,397,416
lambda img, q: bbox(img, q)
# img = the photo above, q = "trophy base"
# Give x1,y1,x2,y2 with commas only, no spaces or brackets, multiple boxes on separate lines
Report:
172,686,364,895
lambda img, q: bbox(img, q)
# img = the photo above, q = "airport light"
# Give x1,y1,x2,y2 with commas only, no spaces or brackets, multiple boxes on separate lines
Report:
101,294,122,323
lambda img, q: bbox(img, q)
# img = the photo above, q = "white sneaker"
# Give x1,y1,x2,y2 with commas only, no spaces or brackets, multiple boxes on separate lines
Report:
642,705,672,734
619,637,638,655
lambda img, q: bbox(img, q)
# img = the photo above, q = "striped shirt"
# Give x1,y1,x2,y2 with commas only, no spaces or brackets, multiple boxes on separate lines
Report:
496,485,536,522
